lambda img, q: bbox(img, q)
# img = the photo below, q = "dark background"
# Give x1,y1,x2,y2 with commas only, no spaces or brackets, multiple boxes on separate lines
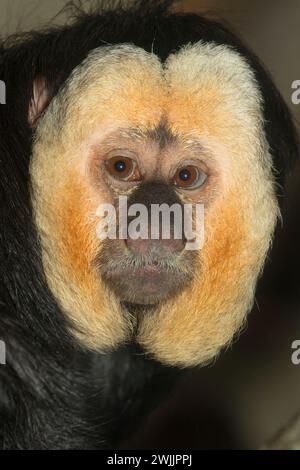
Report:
1,0,300,448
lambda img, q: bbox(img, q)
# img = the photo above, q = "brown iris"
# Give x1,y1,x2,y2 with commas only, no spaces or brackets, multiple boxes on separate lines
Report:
173,165,207,189
105,156,141,182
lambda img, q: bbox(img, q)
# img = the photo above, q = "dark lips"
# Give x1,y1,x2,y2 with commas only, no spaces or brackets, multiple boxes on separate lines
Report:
102,263,190,305
97,238,196,306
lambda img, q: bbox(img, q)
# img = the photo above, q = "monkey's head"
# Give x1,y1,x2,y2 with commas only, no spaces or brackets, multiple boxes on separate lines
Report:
25,2,298,367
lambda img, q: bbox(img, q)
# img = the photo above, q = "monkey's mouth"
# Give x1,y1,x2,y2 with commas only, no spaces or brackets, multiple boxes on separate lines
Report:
101,261,193,305
95,242,195,305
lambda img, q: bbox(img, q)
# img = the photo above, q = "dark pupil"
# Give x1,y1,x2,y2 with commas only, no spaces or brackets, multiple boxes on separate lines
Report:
179,168,191,181
114,160,126,172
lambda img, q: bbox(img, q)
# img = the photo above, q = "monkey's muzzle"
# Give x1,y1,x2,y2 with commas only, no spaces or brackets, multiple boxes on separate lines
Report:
97,235,195,305
95,182,197,305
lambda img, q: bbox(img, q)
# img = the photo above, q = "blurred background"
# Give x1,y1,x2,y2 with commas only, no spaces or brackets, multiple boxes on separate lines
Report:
1,0,300,449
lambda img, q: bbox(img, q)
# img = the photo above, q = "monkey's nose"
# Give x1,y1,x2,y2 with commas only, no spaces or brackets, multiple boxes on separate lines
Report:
125,237,185,256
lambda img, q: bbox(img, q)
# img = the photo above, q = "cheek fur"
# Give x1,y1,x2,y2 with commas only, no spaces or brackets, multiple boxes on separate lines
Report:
53,174,98,285
31,168,133,350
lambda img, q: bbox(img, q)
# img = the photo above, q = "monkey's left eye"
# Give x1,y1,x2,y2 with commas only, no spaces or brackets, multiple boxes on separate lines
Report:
173,165,207,190
105,156,141,182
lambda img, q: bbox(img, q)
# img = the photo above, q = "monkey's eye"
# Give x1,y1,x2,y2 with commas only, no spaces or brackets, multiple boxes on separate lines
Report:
173,165,207,190
105,156,141,182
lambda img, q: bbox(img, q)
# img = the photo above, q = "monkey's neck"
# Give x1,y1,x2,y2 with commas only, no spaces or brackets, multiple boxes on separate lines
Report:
88,343,182,446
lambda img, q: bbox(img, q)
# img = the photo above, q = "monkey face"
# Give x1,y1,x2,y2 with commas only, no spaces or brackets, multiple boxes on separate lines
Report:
30,42,279,367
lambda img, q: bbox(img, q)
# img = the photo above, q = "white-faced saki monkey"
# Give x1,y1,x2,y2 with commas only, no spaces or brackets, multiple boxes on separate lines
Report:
0,0,298,449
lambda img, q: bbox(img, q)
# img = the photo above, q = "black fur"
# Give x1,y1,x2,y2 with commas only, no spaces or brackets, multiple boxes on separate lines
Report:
0,0,298,449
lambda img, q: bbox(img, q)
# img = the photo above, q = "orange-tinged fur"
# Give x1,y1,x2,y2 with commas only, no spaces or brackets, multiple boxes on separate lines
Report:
53,173,97,286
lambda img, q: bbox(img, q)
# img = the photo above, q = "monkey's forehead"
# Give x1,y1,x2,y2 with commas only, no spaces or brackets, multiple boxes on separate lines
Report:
38,41,263,150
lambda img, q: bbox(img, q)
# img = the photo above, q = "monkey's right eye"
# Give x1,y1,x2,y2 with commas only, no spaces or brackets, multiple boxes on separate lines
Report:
105,156,141,182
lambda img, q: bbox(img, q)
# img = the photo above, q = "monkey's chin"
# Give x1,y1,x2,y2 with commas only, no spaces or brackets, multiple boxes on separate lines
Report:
102,265,189,306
